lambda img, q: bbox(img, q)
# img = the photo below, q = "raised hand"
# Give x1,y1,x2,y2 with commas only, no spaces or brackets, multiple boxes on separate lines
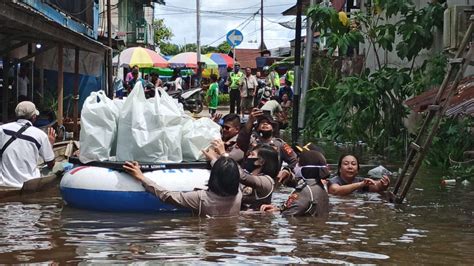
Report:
202,145,219,163
48,127,56,145
260,204,278,213
211,139,225,155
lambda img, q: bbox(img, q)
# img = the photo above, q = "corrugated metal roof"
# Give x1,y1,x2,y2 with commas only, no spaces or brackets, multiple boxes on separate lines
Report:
405,76,474,116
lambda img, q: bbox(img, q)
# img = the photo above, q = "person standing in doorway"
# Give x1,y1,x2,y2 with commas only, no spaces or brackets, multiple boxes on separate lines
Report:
227,63,243,114
239,67,258,116
17,67,29,101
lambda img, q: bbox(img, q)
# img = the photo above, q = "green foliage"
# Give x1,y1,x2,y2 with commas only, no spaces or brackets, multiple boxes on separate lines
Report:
218,93,230,105
395,2,445,61
217,41,231,54
160,43,180,55
307,6,364,56
426,117,474,168
153,19,173,48
304,65,411,157
303,1,450,162
408,53,448,94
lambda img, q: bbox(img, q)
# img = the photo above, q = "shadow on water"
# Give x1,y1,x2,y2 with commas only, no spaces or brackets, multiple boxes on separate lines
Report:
0,166,472,263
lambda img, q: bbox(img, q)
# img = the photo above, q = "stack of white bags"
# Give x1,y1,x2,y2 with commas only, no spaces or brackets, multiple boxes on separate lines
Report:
79,82,221,163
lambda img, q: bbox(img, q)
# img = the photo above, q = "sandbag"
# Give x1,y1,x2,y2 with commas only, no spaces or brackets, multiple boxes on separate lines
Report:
116,83,183,162
79,90,119,163
181,117,221,161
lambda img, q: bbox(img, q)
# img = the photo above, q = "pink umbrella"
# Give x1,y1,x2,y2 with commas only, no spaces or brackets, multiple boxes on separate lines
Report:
168,52,218,69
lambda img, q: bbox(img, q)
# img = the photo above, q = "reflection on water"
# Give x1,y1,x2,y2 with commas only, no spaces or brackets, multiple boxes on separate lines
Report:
0,167,472,263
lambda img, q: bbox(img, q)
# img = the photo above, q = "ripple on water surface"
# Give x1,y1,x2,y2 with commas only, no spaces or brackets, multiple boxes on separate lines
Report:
0,171,472,264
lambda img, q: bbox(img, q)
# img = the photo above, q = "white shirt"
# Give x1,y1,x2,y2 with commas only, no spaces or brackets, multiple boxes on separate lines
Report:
0,119,54,188
17,76,29,96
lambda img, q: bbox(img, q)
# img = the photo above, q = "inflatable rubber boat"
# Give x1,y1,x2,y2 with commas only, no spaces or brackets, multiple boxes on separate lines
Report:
60,160,210,212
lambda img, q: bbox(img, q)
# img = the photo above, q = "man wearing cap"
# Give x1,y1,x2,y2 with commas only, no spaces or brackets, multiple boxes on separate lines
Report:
0,101,56,188
236,108,298,184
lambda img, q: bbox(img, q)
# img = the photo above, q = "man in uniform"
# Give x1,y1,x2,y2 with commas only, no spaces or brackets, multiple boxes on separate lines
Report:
236,108,297,184
227,63,243,114
0,101,56,188
219,114,244,162
264,67,280,95
260,150,329,217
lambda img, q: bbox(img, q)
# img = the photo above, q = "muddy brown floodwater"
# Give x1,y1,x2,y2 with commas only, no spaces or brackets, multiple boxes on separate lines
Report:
0,167,472,263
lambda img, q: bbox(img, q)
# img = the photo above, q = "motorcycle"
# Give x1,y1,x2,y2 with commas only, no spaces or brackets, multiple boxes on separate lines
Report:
256,85,273,108
167,87,204,114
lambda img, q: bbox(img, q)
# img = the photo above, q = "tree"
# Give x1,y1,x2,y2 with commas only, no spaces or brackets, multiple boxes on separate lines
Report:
153,19,173,48
160,43,180,55
217,41,231,54
304,1,447,159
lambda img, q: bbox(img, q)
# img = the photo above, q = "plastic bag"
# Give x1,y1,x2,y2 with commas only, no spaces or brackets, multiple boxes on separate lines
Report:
181,117,221,161
79,90,119,163
116,83,183,162
368,165,392,179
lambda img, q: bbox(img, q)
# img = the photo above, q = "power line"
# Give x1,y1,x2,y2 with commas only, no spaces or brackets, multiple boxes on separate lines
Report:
203,10,259,47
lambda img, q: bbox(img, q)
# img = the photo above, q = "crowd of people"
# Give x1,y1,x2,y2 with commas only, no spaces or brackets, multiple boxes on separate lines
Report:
123,107,391,218
222,63,293,129
1,64,390,219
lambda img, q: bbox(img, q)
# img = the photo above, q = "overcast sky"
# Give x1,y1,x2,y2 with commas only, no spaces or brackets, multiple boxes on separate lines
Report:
155,0,298,50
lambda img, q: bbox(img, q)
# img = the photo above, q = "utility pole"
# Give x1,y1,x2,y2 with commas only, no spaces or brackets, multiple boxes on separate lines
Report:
259,0,266,55
107,0,113,98
299,0,317,129
196,0,202,86
291,0,303,147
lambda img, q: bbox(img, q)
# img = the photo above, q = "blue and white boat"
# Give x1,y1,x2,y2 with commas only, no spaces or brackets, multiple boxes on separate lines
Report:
60,161,210,212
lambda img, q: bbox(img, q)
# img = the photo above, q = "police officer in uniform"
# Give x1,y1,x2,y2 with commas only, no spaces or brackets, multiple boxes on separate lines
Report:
260,150,329,217
227,63,244,114
124,155,242,217
236,108,298,185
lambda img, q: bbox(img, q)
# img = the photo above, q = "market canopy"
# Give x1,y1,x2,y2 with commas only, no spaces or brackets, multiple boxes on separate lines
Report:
168,52,218,69
119,47,168,68
206,53,234,68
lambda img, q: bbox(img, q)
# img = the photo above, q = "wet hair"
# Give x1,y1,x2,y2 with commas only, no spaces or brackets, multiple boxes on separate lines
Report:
252,143,280,179
210,74,218,82
299,150,330,180
337,154,360,176
222,113,240,128
207,157,240,196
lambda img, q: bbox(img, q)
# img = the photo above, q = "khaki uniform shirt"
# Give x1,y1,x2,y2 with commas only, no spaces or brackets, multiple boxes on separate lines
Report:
239,168,275,211
280,179,329,217
237,129,298,170
140,176,242,217
239,75,258,98
224,134,245,162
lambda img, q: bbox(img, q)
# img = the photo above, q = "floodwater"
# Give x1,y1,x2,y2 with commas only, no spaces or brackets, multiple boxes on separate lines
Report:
0,167,472,264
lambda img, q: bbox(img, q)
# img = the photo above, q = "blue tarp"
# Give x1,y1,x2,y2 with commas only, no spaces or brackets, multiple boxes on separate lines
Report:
43,69,103,114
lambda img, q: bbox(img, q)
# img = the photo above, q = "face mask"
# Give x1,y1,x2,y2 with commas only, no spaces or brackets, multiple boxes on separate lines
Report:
243,157,259,173
259,130,273,138
295,164,328,180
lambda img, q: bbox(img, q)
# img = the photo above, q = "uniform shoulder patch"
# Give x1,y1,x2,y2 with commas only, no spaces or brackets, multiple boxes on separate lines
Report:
284,192,299,209
282,143,294,156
